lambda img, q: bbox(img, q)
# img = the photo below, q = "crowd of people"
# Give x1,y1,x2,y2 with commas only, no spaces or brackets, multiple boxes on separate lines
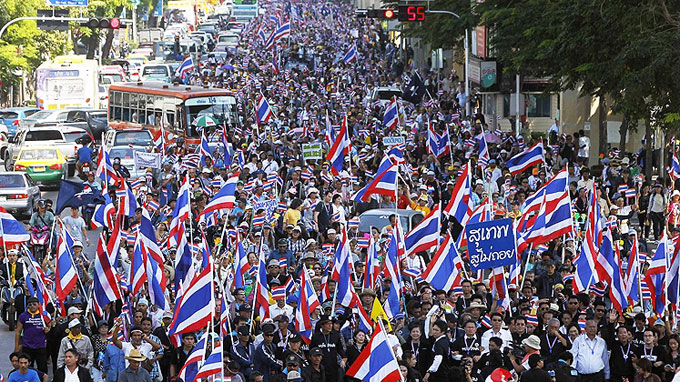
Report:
5,0,680,382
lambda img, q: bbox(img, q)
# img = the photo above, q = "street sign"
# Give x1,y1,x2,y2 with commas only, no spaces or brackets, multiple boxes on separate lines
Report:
382,136,405,146
46,0,88,6
37,9,71,31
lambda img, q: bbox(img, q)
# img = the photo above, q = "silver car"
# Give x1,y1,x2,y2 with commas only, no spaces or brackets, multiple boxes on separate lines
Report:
358,209,424,234
0,172,41,217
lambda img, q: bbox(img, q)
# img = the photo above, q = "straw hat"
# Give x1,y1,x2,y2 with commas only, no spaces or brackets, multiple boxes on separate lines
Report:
125,349,147,362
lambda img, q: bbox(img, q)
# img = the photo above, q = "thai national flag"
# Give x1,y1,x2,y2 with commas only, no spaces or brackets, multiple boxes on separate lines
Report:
669,152,680,181
325,114,351,176
93,233,123,315
271,286,286,300
252,214,265,227
599,229,628,313
480,314,493,329
618,185,629,194
174,56,195,78
382,97,398,129
346,323,402,382
295,263,321,344
404,204,440,256
201,172,240,215
505,141,545,175
55,222,77,304
625,188,636,199
169,266,215,340
352,157,398,202
526,312,539,326
342,43,357,64
443,163,471,222
178,336,207,382
477,134,490,168
0,207,29,245
256,93,274,125
421,233,463,291
572,184,600,293
272,21,291,42
195,344,223,380
357,237,369,248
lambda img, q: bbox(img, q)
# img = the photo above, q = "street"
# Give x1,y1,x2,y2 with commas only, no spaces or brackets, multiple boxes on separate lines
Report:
0,172,100,378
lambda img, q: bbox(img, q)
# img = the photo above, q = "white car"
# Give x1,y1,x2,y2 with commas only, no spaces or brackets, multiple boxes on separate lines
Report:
19,109,69,130
108,145,153,179
370,86,403,107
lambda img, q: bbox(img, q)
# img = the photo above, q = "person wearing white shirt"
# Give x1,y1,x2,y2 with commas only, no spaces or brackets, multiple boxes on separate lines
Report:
480,312,514,354
269,299,293,322
263,154,280,175
569,320,609,382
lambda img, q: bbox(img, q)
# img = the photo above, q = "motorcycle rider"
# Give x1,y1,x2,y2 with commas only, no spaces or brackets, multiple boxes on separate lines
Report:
76,140,94,179
0,249,25,331
29,201,55,259
82,172,102,230
62,208,90,248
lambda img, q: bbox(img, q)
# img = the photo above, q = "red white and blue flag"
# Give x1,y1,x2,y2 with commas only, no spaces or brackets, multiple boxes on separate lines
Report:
195,344,223,379
346,322,402,382
443,163,471,222
382,97,398,129
55,222,77,302
505,141,545,175
295,266,321,344
168,266,215,340
342,43,357,64
256,93,274,125
351,156,398,202
255,242,271,321
404,204,440,256
599,229,628,314
421,233,463,291
202,171,240,215
0,207,29,245
325,114,351,176
92,233,123,315
669,152,680,181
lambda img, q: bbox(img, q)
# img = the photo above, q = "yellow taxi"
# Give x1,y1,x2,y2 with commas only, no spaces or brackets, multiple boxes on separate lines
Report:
14,146,66,186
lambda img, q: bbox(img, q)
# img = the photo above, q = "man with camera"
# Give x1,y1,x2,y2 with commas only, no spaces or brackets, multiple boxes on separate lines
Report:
57,320,94,370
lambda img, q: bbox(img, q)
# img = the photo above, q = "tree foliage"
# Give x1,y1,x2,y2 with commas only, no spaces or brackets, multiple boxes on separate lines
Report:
0,0,70,92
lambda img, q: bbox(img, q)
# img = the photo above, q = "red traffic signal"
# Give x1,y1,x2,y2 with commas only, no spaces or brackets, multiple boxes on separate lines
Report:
85,18,123,29
384,9,395,19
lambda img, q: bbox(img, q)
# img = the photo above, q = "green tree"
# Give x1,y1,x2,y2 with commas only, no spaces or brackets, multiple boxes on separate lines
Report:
478,0,680,179
0,0,70,100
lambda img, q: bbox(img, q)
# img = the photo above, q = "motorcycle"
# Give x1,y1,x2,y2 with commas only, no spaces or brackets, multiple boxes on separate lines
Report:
1,280,24,331
77,161,92,181
30,225,50,263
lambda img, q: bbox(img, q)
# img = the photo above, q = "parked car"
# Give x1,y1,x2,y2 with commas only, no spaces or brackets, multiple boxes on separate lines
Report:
0,172,41,217
19,109,69,130
0,107,41,137
13,146,66,187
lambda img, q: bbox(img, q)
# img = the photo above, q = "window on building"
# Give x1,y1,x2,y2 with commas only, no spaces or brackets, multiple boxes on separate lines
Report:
526,94,551,118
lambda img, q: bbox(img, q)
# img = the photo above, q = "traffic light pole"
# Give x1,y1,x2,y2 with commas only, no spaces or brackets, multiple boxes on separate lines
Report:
426,10,470,118
0,16,134,41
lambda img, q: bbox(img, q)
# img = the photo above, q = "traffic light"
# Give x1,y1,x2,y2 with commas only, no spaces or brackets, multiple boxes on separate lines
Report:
84,18,124,29
360,9,398,19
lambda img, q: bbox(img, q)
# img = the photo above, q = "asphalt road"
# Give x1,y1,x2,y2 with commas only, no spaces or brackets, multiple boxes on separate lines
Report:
0,174,101,378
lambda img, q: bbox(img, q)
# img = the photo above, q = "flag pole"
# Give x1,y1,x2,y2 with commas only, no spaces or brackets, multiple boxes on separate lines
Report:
520,243,534,289
250,232,264,334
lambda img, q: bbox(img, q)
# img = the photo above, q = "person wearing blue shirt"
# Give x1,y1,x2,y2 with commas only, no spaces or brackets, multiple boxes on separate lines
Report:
76,143,93,176
269,238,295,268
102,342,126,382
8,353,40,382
